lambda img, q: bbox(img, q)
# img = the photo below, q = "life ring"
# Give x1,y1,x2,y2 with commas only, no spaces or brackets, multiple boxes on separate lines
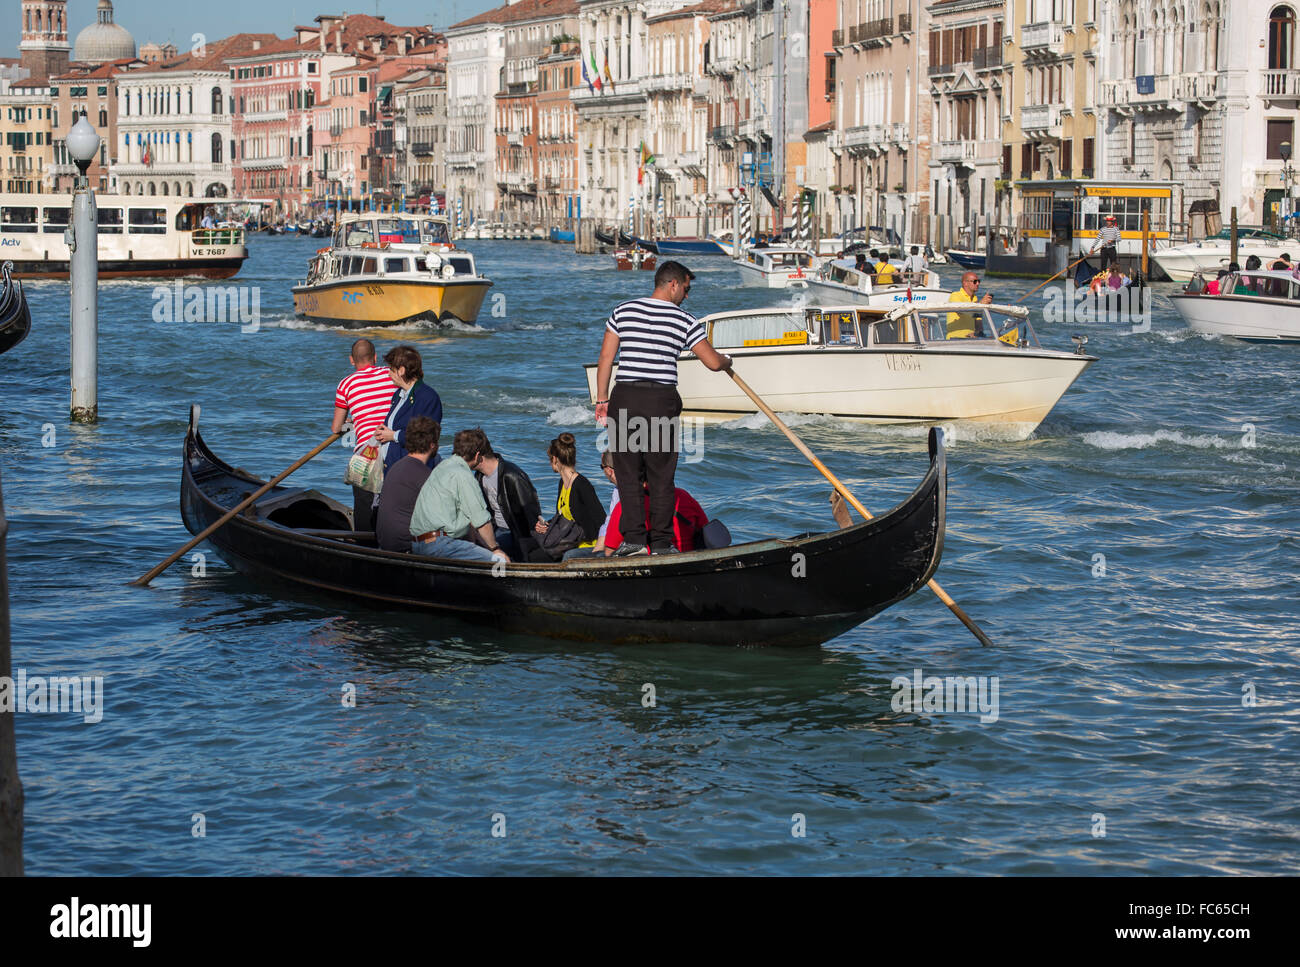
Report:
360,241,390,250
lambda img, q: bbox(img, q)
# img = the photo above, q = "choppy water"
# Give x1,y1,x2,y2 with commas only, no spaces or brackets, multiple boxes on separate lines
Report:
2,237,1297,875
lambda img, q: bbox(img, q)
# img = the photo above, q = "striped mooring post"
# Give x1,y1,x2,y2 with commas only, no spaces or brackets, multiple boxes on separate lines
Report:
627,194,635,232
656,195,665,236
739,197,753,243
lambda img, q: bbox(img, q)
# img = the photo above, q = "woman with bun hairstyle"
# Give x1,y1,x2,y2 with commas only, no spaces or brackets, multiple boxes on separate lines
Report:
528,432,605,562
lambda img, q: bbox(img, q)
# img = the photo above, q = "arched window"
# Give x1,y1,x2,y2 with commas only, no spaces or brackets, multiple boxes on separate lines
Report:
148,182,156,195
211,132,222,163
1270,6,1295,69
211,87,222,115
161,183,169,196
175,182,182,196
123,182,130,195
186,181,193,196
98,109,107,129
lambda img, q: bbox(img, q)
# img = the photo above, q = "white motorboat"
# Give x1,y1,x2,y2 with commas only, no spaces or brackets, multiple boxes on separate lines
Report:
1152,231,1293,282
585,301,1097,439
735,245,825,288
804,259,948,308
1169,269,1300,342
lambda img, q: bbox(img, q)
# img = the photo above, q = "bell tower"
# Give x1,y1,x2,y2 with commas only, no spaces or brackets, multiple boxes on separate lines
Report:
19,1,71,84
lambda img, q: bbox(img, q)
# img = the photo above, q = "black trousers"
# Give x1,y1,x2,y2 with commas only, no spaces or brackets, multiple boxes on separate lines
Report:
1100,244,1118,268
608,381,681,551
352,484,376,532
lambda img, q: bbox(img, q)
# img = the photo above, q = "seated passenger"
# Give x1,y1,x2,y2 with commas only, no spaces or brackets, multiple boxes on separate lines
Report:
407,429,510,563
375,416,438,553
462,427,543,562
874,254,897,285
947,271,993,337
602,479,708,556
1106,265,1128,289
528,432,605,562
563,450,621,560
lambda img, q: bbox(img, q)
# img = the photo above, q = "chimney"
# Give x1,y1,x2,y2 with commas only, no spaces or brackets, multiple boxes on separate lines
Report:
252,39,261,50
320,30,326,52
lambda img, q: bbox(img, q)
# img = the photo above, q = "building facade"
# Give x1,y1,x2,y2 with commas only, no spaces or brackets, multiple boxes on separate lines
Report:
0,78,54,193
926,0,1007,247
445,12,506,222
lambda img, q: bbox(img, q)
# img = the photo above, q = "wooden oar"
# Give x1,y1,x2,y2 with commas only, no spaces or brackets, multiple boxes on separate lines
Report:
131,431,343,587
727,369,994,647
1017,255,1090,303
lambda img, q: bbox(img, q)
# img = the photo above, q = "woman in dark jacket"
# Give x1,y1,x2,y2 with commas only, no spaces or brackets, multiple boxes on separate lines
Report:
375,345,443,474
528,432,604,562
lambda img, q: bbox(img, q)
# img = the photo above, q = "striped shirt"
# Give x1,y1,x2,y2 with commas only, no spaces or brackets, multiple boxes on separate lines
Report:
335,365,394,453
607,297,706,385
1094,225,1122,248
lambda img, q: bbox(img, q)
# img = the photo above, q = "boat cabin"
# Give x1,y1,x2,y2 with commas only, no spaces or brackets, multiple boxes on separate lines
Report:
305,247,478,286
743,246,818,270
0,194,243,246
332,214,453,249
704,303,1039,350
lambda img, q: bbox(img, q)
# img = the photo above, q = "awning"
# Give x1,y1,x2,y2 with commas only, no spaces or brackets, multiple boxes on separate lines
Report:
379,85,393,103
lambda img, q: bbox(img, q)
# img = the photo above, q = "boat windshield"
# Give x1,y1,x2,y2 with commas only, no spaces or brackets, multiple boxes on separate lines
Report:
343,221,374,247
814,309,861,346
914,307,1039,346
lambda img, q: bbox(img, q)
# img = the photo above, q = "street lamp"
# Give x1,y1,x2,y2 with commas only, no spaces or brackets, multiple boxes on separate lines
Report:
66,112,101,188
66,112,101,423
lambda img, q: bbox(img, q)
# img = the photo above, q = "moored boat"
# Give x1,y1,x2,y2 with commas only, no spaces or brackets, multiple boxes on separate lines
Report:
179,406,948,647
614,247,656,271
585,301,1097,439
735,245,824,288
945,249,986,270
0,192,247,279
1152,229,1292,283
653,237,727,257
291,213,492,327
1169,269,1300,342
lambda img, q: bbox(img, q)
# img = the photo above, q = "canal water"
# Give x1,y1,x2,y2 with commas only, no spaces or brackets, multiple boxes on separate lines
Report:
2,237,1296,874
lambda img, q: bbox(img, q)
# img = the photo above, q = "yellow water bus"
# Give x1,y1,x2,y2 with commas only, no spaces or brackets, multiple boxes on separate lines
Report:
988,180,1177,278
291,213,493,327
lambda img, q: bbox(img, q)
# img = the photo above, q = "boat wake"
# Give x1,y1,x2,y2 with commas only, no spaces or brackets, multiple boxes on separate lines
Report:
1080,428,1236,451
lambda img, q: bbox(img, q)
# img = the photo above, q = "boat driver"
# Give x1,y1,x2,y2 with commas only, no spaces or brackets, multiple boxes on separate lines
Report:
947,271,994,338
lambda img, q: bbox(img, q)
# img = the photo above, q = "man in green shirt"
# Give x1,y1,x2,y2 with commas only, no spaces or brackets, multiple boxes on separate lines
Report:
409,430,509,564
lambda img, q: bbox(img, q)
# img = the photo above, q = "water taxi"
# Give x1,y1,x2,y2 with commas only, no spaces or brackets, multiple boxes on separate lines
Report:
735,245,824,288
614,247,656,271
292,213,492,328
0,192,247,279
804,260,948,308
1169,269,1300,342
585,302,1096,439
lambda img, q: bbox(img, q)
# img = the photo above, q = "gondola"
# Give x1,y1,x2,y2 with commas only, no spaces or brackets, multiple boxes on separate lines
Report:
179,406,947,647
0,262,31,356
1074,258,1152,320
594,226,637,248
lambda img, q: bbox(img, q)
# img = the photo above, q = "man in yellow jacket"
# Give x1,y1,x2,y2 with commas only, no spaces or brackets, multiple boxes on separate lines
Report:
947,271,994,338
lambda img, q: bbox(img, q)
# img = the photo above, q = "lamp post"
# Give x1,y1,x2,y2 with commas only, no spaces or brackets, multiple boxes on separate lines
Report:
1280,141,1295,233
67,113,101,424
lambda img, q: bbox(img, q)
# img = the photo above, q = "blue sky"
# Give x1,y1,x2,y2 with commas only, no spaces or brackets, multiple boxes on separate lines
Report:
2,1,499,57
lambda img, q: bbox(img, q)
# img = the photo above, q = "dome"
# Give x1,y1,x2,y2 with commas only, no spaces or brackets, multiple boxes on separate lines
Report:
73,0,135,64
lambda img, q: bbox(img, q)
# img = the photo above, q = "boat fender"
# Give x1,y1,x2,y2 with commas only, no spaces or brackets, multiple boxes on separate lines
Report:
700,519,731,549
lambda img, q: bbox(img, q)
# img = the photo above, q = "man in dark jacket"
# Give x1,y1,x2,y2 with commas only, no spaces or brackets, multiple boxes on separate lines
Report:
460,428,543,562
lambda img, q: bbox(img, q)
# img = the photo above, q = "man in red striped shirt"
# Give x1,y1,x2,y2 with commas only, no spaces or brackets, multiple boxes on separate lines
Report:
331,339,395,532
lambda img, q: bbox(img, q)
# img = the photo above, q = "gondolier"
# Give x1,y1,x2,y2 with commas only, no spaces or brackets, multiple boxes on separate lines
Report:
1090,215,1122,268
593,261,732,556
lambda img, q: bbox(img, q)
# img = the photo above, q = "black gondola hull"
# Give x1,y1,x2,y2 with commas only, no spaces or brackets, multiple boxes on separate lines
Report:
179,409,947,646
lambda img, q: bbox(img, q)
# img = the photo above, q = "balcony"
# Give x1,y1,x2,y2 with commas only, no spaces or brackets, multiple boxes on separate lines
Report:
898,13,912,33
241,156,288,170
928,62,955,78
1174,71,1221,104
329,124,343,138
1099,75,1177,112
446,150,479,168
973,46,1002,70
506,130,523,145
242,109,289,123
844,123,886,155
935,140,977,164
643,72,691,93
709,124,736,144
832,28,843,47
890,122,909,147
411,142,433,156
861,16,894,47
1262,69,1300,100
1020,104,1063,137
1021,21,1066,56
